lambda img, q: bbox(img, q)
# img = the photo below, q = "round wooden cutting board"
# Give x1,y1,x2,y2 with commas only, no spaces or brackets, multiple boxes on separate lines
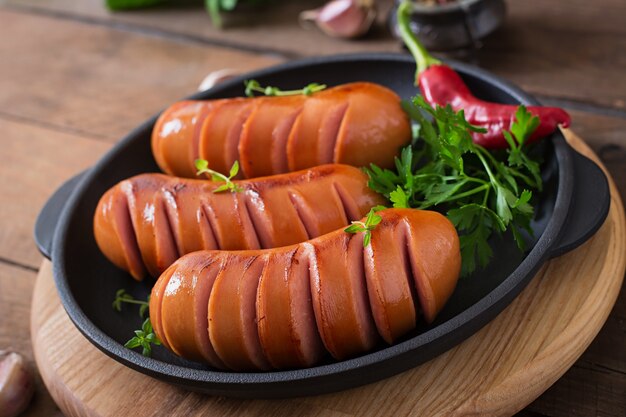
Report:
30,131,625,417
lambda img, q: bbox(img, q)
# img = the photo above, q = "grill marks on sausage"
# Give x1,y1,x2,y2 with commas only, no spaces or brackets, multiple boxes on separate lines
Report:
156,193,181,270
402,214,461,324
199,100,251,177
243,190,273,249
287,191,317,239
161,189,184,258
364,218,417,345
285,98,350,171
332,181,360,222
96,185,146,279
239,97,305,178
309,234,379,360
150,209,461,371
209,255,271,370
321,102,350,166
191,257,227,368
149,265,176,351
153,83,411,179
258,248,324,368
198,203,218,251
153,101,220,178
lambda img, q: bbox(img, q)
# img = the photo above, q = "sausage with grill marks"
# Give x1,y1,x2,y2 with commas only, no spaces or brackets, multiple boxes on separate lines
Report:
149,209,461,370
151,82,411,179
93,164,384,280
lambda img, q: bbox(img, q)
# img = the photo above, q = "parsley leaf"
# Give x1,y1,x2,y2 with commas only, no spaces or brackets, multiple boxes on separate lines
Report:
365,98,542,276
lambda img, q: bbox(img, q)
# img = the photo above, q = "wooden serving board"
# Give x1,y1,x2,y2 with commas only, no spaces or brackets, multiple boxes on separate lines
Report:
30,131,625,417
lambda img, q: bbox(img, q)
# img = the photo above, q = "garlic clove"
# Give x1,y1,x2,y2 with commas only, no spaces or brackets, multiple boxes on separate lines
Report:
0,351,34,417
300,0,377,39
198,69,241,92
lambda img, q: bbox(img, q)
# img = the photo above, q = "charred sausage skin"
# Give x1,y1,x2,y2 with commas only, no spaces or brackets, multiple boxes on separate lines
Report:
152,82,411,179
150,209,461,370
93,164,385,281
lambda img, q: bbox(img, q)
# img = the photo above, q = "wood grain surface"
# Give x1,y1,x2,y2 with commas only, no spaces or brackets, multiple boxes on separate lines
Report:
28,132,625,417
1,0,625,415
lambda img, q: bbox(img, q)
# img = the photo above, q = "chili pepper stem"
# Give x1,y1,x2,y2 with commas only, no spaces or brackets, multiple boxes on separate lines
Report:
397,1,441,84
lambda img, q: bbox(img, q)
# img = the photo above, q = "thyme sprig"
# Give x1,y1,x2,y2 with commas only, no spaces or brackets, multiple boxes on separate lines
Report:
244,79,327,97
195,159,244,193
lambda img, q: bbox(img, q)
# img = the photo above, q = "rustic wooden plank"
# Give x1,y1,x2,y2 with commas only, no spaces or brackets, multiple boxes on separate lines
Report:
567,110,626,203
3,0,626,109
1,6,624,146
0,118,111,269
526,363,626,417
1,0,396,59
0,262,64,417
476,0,626,110
0,9,281,142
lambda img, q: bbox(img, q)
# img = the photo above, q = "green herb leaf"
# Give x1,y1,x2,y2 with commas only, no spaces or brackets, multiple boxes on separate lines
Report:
112,289,149,318
113,290,161,357
229,160,240,177
243,79,327,97
366,98,542,275
390,185,410,208
195,159,243,193
344,206,387,247
124,318,161,358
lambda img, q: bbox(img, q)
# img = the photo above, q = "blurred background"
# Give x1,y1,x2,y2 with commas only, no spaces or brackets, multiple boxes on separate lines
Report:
0,1,624,416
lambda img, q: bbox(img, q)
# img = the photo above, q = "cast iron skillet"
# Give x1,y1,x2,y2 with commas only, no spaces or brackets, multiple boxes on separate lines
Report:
35,53,610,398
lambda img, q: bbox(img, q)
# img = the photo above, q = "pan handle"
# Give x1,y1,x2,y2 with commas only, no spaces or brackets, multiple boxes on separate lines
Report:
548,150,610,258
34,171,87,260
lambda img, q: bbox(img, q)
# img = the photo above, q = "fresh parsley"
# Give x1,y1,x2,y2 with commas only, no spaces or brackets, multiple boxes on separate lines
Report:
365,97,542,276
244,79,327,97
344,206,387,247
195,159,244,193
113,289,161,357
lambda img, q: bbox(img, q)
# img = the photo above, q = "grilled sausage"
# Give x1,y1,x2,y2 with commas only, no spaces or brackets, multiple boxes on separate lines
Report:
150,209,461,370
93,164,385,280
152,82,411,179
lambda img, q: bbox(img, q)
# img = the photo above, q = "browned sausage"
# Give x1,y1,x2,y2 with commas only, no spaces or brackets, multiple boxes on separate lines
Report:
94,164,385,280
152,82,411,179
149,209,461,370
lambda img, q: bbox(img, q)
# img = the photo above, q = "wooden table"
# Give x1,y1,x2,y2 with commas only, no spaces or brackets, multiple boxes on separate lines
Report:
0,1,624,416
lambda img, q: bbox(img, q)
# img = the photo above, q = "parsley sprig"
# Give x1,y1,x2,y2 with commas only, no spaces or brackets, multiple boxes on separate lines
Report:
244,79,327,97
365,97,542,276
344,206,386,247
195,159,244,193
113,289,161,357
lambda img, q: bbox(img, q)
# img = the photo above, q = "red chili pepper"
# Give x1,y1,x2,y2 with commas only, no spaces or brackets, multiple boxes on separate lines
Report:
397,2,570,149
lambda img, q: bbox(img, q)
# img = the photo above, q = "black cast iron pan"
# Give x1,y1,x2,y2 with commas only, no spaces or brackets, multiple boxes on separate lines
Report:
35,53,610,398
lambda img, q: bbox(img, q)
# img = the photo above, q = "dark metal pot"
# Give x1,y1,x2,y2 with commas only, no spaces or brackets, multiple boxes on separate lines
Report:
35,53,609,399
389,0,506,51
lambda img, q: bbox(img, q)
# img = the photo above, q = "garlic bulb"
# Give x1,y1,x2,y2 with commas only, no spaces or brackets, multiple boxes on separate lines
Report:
0,351,34,417
300,0,377,39
198,69,241,92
